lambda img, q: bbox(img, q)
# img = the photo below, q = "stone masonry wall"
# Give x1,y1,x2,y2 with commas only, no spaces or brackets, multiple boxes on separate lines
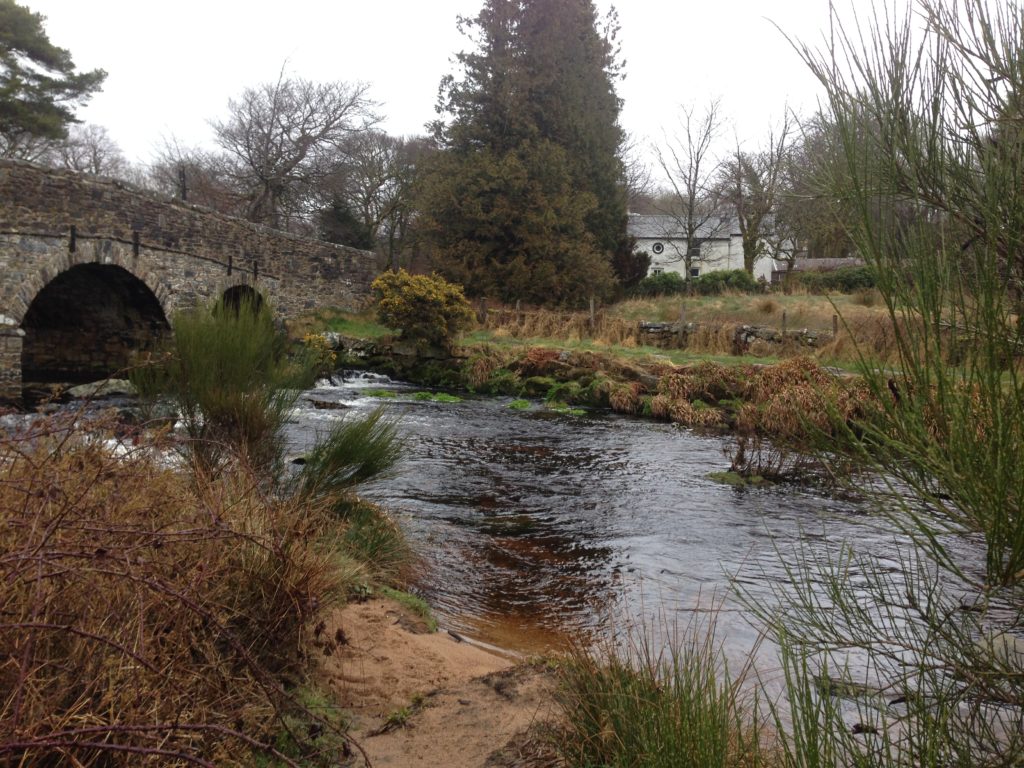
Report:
0,329,21,399
0,159,378,323
0,159,380,400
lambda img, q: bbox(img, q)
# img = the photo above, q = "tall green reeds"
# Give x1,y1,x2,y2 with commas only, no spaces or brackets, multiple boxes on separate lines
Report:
747,0,1024,762
291,408,402,506
135,296,316,475
555,612,767,768
560,3,1023,765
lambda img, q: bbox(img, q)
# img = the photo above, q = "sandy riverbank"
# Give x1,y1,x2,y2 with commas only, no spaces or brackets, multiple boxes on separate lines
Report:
321,597,561,767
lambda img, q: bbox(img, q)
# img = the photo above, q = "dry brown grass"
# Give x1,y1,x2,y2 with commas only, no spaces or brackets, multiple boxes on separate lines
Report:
609,293,902,363
651,357,871,441
465,345,517,390
475,294,908,365
0,413,359,766
482,306,640,347
608,382,642,414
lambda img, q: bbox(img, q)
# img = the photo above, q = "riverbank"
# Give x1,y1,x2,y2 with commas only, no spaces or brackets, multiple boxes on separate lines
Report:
322,330,873,478
324,597,559,767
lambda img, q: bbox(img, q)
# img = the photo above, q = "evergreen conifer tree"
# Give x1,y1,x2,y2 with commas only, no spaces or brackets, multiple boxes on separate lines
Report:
0,0,106,157
421,0,631,304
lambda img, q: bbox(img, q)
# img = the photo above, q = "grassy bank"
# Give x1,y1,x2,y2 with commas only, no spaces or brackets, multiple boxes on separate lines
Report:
1,302,412,766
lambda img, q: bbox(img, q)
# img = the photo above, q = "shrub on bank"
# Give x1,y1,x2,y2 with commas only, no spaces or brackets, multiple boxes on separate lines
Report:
0,418,356,765
631,269,761,298
6,299,408,765
555,616,765,768
133,295,317,476
631,271,687,297
371,269,474,350
693,269,760,295
790,265,875,293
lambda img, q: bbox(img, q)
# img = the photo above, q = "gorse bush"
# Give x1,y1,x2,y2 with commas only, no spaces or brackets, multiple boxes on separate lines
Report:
693,269,760,295
133,296,317,475
371,269,474,349
631,271,687,297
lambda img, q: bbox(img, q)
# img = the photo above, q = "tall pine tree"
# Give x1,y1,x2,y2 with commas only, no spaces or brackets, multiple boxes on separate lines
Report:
420,0,631,305
0,0,106,158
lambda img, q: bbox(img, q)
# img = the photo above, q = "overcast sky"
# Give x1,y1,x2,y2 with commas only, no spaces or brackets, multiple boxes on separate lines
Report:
28,1,856,179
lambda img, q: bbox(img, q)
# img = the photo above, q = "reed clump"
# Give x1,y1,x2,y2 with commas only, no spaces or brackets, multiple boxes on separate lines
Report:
133,296,317,477
554,614,770,768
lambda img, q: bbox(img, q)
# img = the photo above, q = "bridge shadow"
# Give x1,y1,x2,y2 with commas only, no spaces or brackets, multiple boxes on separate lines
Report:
21,263,170,396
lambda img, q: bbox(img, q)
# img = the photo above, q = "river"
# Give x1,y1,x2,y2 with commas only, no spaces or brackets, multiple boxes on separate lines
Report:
287,373,904,658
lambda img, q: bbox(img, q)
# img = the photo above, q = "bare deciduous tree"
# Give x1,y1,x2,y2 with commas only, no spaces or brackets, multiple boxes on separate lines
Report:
315,131,428,265
45,124,127,177
148,137,242,214
619,133,653,212
720,114,793,275
654,100,726,279
211,73,379,230
767,115,858,289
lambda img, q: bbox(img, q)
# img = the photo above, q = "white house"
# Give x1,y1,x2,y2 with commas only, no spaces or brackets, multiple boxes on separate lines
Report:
627,213,778,283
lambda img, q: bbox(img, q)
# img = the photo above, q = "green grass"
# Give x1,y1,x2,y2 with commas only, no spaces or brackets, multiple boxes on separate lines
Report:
296,308,393,339
335,500,412,585
254,685,350,767
412,391,463,403
548,402,586,416
610,291,886,330
362,388,399,398
377,586,439,632
555,614,765,768
707,471,770,488
507,399,532,410
466,330,789,369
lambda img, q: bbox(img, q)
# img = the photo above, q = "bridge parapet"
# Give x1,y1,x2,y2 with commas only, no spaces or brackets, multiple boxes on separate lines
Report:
0,159,380,401
0,159,378,322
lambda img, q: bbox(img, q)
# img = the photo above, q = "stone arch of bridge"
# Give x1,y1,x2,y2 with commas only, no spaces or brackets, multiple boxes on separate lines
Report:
219,283,265,314
12,238,176,326
20,262,171,390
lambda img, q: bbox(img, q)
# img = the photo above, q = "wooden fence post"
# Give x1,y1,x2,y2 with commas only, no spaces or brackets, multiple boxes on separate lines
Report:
782,310,788,338
833,314,839,337
589,296,596,334
678,303,687,348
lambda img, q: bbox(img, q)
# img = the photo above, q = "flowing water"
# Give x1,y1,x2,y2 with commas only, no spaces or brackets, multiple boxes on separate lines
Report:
288,373,904,657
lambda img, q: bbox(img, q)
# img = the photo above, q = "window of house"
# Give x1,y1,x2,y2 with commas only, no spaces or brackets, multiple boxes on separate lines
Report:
690,267,700,278
651,267,664,275
652,242,665,255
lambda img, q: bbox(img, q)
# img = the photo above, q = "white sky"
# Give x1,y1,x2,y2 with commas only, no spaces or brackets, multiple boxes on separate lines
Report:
27,1,856,180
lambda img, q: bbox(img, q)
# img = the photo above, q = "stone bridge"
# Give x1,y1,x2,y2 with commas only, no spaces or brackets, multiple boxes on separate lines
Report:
0,159,378,402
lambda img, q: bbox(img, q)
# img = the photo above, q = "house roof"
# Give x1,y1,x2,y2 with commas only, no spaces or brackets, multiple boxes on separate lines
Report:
627,213,738,240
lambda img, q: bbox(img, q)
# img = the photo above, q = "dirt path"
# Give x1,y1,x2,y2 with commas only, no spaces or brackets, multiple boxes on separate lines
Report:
319,598,561,767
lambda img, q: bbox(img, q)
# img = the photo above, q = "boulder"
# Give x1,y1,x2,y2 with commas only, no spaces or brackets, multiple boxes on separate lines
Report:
66,379,137,400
